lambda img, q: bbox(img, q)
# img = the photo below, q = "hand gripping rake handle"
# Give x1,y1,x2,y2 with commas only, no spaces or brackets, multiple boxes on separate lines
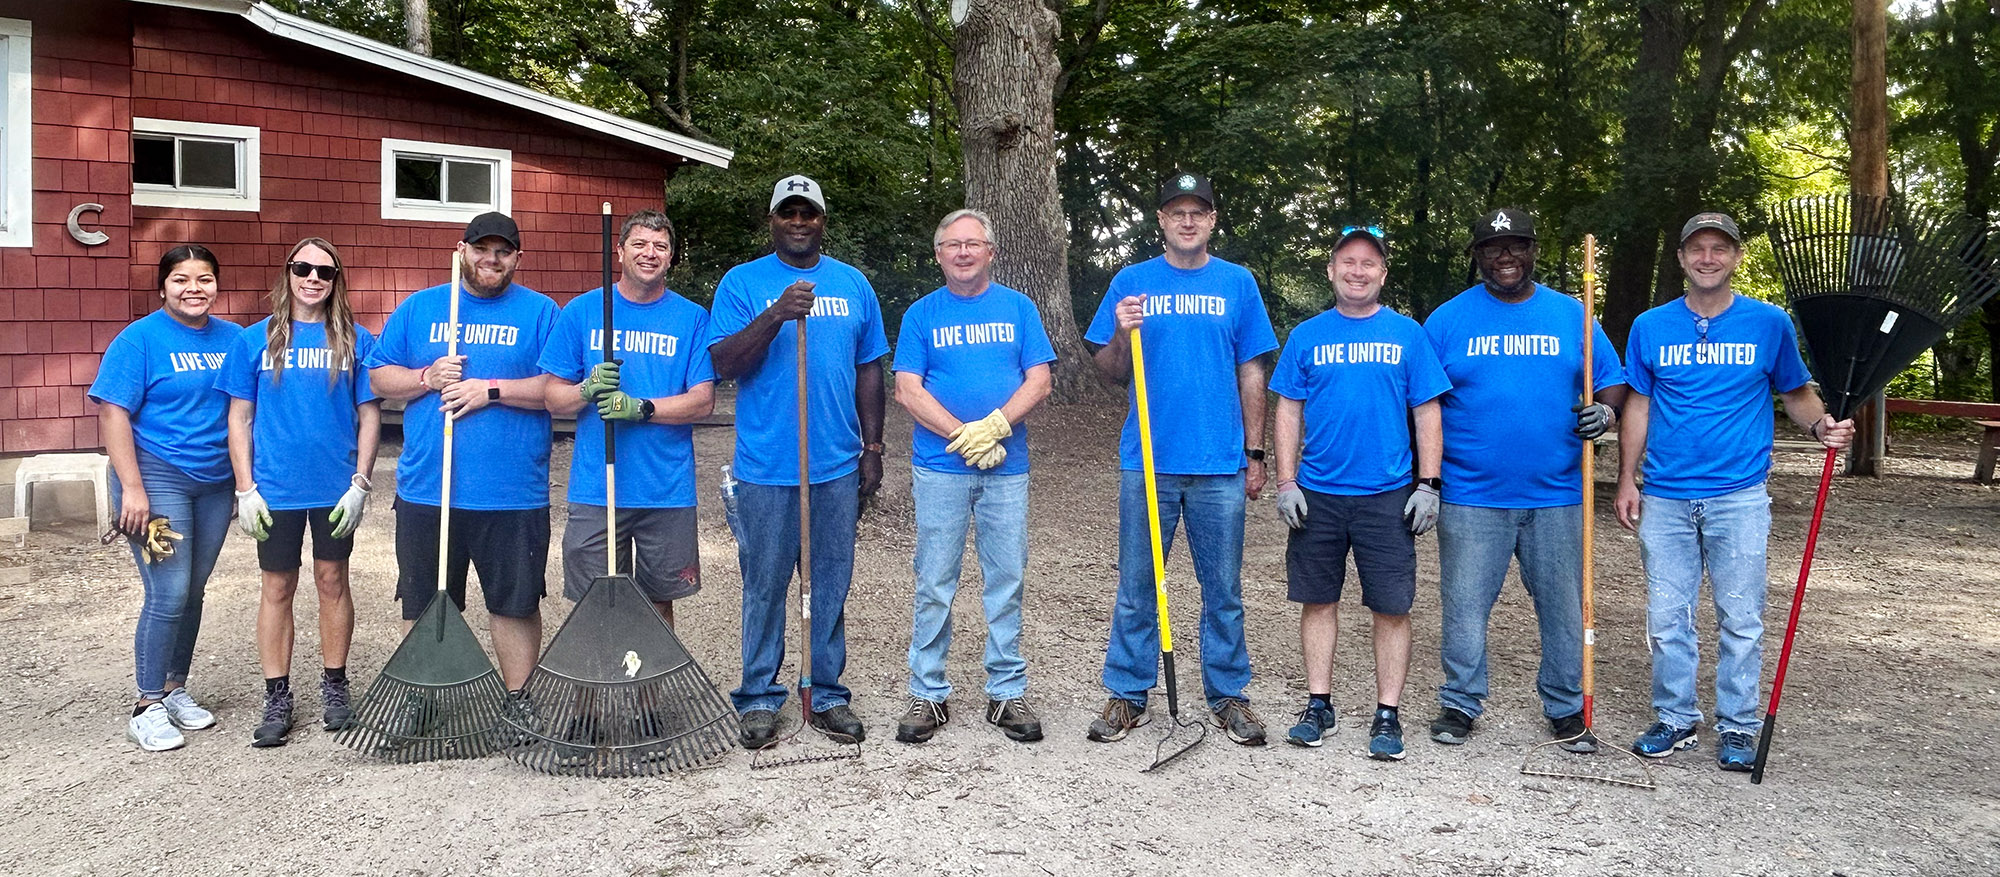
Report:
434,247,463,640
1751,447,1837,784
1579,235,1598,732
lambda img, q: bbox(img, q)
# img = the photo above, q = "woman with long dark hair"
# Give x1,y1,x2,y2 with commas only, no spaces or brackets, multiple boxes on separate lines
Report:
88,245,240,751
217,237,381,748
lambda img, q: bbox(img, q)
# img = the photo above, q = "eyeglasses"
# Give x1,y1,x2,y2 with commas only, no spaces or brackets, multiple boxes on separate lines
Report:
1164,209,1214,223
1693,315,1710,345
1474,241,1534,260
288,261,339,281
937,239,991,254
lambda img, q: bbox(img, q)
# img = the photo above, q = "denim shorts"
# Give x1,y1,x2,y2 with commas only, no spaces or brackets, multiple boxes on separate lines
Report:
1284,485,1416,614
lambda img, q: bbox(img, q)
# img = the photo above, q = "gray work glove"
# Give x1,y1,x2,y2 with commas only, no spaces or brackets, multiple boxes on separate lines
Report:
1275,485,1308,529
328,482,370,539
1404,483,1441,535
235,486,272,541
1573,401,1615,439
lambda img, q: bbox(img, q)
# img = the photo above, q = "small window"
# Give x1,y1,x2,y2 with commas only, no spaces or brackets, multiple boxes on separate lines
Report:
130,118,261,212
381,138,511,223
0,18,31,248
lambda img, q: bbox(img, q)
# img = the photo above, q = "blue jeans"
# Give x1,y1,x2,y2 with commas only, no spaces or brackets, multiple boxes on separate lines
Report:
1638,484,1772,734
1102,470,1250,711
907,467,1030,702
112,448,232,700
730,471,858,714
1436,503,1583,719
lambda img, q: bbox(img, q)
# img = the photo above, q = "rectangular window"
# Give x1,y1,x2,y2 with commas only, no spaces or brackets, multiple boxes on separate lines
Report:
130,118,261,212
0,18,31,248
381,138,510,223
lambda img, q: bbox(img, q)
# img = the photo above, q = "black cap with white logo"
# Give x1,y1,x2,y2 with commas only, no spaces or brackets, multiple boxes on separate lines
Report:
1158,172,1217,209
1469,208,1535,247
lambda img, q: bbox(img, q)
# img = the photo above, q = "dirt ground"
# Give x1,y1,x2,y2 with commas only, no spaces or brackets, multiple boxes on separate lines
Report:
2,398,1996,877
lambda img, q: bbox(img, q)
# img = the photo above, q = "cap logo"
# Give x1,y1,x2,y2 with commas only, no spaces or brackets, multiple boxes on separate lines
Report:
1490,213,1512,231
1178,174,1198,191
786,179,813,192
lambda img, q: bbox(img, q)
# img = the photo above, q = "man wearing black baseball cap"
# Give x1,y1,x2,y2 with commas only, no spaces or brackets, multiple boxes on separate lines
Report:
1615,212,1852,770
364,210,559,709
1082,171,1280,747
1417,207,1628,752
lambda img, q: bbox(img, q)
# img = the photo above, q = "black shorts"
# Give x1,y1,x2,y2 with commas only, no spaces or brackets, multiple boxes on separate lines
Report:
393,500,550,620
257,507,354,572
561,504,701,603
1285,485,1416,614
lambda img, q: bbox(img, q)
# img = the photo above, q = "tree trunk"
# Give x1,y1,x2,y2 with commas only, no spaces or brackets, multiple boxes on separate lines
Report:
405,0,431,56
1848,0,1890,474
1600,2,1686,348
952,0,1100,404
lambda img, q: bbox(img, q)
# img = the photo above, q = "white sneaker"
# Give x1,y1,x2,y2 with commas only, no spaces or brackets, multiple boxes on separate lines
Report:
162,687,216,730
127,703,187,752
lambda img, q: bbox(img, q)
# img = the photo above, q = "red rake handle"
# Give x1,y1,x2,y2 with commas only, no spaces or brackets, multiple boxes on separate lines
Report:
1751,446,1837,784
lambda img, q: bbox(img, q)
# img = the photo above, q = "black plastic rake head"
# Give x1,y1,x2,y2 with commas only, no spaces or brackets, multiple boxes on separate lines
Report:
335,594,507,762
500,575,738,776
1769,194,2000,420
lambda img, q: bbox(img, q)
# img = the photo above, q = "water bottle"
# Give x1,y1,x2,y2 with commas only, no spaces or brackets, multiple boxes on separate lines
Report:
719,464,743,543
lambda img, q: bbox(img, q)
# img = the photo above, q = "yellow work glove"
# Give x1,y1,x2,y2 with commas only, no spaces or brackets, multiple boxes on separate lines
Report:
971,444,1007,470
142,515,183,563
945,409,1012,462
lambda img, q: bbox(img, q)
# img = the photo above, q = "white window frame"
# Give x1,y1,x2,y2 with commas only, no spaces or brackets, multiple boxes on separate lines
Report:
130,118,261,212
380,138,511,223
0,18,32,248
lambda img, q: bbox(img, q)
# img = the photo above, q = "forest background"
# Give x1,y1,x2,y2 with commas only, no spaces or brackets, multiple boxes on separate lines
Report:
276,0,2000,406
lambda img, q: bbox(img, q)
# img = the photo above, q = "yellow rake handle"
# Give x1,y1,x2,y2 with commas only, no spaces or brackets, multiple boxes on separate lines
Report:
1130,328,1173,652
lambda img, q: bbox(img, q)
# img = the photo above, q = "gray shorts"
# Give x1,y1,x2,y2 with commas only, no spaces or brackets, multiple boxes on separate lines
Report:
561,504,701,603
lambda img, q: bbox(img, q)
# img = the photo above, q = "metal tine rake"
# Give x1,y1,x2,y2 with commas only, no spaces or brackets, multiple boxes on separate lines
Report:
1521,234,1654,790
337,247,507,762
752,315,863,770
503,203,738,776
1754,194,2000,784
1129,328,1208,773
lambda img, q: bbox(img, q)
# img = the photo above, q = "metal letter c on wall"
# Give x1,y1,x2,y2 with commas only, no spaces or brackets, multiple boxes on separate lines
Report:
67,203,109,247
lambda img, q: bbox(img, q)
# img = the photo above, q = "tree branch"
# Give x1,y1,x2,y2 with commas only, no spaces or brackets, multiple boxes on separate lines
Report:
1054,0,1113,102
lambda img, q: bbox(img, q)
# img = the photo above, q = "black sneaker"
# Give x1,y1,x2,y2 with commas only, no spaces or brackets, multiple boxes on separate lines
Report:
1429,707,1474,745
1212,698,1267,746
320,678,355,732
896,698,949,744
1085,698,1148,742
738,708,780,750
807,704,866,744
492,690,540,748
1549,712,1599,753
985,698,1043,742
252,691,294,748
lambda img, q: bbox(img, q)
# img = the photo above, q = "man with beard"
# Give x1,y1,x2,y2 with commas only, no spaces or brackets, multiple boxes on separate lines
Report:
1420,208,1626,751
541,209,716,624
710,175,888,749
1616,213,1853,770
366,212,557,696
1083,172,1279,747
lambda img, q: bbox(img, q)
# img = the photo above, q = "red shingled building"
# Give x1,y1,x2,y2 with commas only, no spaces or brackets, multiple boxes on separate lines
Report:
0,0,731,454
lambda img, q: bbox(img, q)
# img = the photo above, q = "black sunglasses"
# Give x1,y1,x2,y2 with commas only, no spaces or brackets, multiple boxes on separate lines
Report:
288,261,339,281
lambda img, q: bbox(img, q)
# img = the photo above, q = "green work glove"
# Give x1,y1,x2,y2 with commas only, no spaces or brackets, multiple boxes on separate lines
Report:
945,409,1013,461
234,487,272,541
578,359,622,403
328,482,369,539
598,390,650,422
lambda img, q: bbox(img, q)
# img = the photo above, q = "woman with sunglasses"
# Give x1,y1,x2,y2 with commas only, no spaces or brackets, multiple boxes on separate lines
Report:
216,238,381,748
88,245,241,752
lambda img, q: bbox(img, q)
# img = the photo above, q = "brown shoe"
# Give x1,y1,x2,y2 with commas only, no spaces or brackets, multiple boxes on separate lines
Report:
985,698,1044,743
1212,698,1267,746
1085,698,1148,743
895,697,949,744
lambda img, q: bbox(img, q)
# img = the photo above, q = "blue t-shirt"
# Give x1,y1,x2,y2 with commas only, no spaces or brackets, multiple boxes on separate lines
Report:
364,282,558,510
1084,255,1279,475
1271,307,1451,495
708,254,889,486
1423,283,1627,508
540,287,716,508
214,319,379,509
892,283,1057,475
1625,295,1812,499
87,310,240,484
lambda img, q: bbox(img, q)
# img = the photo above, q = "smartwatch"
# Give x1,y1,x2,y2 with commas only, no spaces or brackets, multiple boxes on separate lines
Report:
638,398,657,421
486,379,501,401
1418,477,1443,490
1244,448,1267,462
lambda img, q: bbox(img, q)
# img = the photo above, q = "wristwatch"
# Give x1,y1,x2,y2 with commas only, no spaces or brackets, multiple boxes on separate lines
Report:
1418,477,1443,490
638,398,657,421
1244,448,1266,462
486,379,501,401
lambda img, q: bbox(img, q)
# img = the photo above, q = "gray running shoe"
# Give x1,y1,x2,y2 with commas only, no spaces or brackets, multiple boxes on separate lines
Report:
162,687,216,730
253,691,294,748
320,678,355,732
127,702,186,752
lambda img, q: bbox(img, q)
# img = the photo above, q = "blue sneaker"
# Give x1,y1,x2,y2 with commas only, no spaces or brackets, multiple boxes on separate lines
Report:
1286,699,1336,747
1631,721,1698,757
1717,730,1757,771
1367,709,1405,761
